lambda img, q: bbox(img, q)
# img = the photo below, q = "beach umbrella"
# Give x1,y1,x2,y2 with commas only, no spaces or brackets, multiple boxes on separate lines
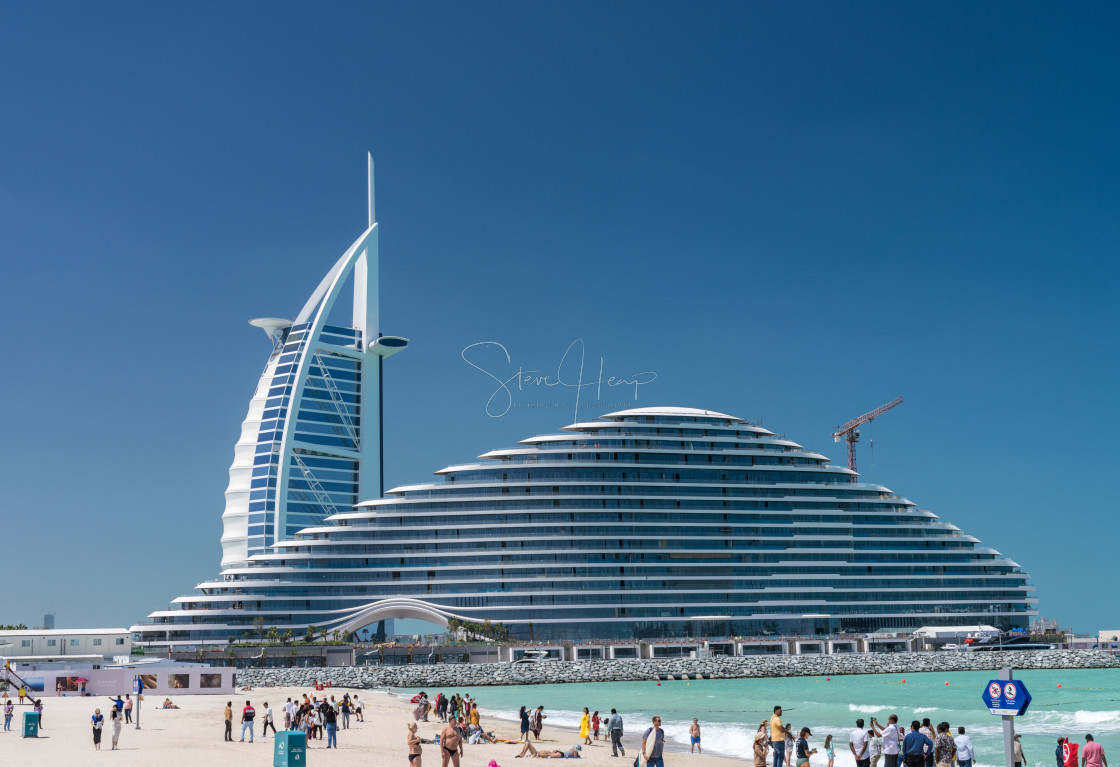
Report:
75,678,89,683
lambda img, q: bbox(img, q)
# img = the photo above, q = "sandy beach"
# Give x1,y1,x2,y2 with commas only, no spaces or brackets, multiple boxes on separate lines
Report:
2,686,741,766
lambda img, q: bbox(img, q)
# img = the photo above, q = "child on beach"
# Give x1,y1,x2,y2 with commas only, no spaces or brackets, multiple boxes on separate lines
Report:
826,734,836,767
592,711,601,740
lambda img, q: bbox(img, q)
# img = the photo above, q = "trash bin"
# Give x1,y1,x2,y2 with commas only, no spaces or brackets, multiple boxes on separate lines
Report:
274,730,306,766
22,711,39,738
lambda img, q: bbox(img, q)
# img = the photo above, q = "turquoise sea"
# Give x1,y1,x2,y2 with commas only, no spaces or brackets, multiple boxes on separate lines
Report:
401,668,1120,763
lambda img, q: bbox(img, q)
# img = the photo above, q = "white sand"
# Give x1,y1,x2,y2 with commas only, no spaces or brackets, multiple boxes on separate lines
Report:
2,686,740,766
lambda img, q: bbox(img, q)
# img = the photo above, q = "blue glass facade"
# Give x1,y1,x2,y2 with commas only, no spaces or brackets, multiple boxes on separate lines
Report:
135,407,1035,647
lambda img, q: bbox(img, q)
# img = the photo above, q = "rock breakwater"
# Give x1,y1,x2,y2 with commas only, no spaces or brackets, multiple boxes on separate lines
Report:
235,649,1120,689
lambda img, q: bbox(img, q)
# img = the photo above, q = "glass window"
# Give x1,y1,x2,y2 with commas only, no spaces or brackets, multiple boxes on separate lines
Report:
70,639,80,646
116,638,126,645
169,674,190,689
47,639,57,646
93,638,102,646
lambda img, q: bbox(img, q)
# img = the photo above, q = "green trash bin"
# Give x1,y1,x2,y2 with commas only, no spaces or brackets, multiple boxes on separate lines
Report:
22,711,39,738
274,730,306,766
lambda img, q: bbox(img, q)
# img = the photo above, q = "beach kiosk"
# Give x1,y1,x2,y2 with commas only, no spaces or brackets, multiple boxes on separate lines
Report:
22,711,39,738
274,730,306,766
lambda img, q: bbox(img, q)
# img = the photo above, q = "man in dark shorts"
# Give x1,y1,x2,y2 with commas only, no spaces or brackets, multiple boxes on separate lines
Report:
441,715,464,767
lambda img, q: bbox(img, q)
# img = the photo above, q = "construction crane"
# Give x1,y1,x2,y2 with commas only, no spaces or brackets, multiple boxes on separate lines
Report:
832,396,903,474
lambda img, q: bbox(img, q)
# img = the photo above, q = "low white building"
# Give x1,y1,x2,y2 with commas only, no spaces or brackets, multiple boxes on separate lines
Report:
0,628,132,664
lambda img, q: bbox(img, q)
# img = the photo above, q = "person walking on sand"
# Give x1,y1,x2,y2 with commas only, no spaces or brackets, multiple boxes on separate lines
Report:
92,708,104,750
32,699,43,728
520,705,531,742
642,715,666,767
531,705,546,740
593,710,601,741
110,704,122,750
440,716,464,767
408,721,423,767
826,735,836,767
124,694,133,724
771,707,787,767
1082,734,1108,767
851,719,871,767
262,701,276,737
580,707,592,745
690,718,702,754
240,699,256,743
3,698,13,731
224,701,233,741
608,708,625,757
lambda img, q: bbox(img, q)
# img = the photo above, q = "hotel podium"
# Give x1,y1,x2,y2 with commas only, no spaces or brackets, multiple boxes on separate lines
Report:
274,730,306,766
22,711,39,738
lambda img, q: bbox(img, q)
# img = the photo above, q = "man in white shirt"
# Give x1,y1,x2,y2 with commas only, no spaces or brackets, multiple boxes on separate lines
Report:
873,716,902,767
284,698,297,730
954,727,974,767
851,719,871,767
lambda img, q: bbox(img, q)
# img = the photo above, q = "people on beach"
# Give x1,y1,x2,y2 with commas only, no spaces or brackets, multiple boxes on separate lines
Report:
786,724,796,767
355,693,365,722
954,727,974,767
1013,733,1025,767
110,704,122,749
324,699,339,748
408,721,423,766
531,705,546,740
240,699,256,742
690,717,702,754
440,715,464,767
755,730,770,767
593,710,601,741
920,720,935,767
608,708,625,757
771,706,787,767
1082,734,1108,767
33,699,43,728
902,721,934,767
851,718,871,767
262,701,276,737
516,741,582,758
18,686,26,704
92,708,104,749
340,695,351,729
797,727,819,767
124,694,133,723
520,705,531,742
3,698,13,731
224,701,233,741
869,727,882,767
825,734,836,767
642,715,666,767
580,707,591,745
934,722,956,767
872,715,903,767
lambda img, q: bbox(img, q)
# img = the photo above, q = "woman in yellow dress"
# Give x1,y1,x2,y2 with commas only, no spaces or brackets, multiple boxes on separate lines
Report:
579,707,591,744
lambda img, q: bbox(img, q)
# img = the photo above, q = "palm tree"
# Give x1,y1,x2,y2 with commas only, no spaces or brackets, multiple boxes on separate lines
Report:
305,625,317,644
267,626,281,645
282,628,294,645
252,616,265,643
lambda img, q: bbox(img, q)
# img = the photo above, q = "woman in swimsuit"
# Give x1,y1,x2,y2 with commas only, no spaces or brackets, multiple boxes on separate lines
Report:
407,721,422,767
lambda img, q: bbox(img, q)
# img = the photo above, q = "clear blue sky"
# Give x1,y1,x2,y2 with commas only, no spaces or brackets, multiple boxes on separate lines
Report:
2,2,1116,634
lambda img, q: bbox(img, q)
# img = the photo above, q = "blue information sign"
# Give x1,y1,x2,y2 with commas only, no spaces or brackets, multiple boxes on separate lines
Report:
981,678,1031,715
133,678,143,694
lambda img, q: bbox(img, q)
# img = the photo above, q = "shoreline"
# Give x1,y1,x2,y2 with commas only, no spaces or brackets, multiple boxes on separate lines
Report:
234,649,1120,689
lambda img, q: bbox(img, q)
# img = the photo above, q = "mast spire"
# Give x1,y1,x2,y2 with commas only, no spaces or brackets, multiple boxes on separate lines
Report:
368,152,375,227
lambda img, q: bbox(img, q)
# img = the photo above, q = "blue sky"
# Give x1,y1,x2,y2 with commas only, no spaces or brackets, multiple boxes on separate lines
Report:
1,2,1117,634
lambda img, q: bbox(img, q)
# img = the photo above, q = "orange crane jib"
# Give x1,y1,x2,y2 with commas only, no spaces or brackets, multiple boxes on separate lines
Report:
832,396,903,474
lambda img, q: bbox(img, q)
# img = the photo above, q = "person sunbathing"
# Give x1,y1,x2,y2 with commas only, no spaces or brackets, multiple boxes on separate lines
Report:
161,698,180,709
516,742,581,758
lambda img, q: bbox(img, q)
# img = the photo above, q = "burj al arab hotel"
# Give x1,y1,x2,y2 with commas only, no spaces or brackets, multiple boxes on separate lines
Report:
132,159,1034,648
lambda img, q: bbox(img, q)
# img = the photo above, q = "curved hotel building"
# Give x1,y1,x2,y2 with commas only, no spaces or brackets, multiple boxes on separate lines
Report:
133,162,1035,647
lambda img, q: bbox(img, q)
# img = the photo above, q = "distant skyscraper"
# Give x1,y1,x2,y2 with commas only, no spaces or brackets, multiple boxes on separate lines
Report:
43,611,55,630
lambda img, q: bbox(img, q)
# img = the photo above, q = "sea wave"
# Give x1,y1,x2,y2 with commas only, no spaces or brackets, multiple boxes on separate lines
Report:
849,704,886,713
913,707,941,713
